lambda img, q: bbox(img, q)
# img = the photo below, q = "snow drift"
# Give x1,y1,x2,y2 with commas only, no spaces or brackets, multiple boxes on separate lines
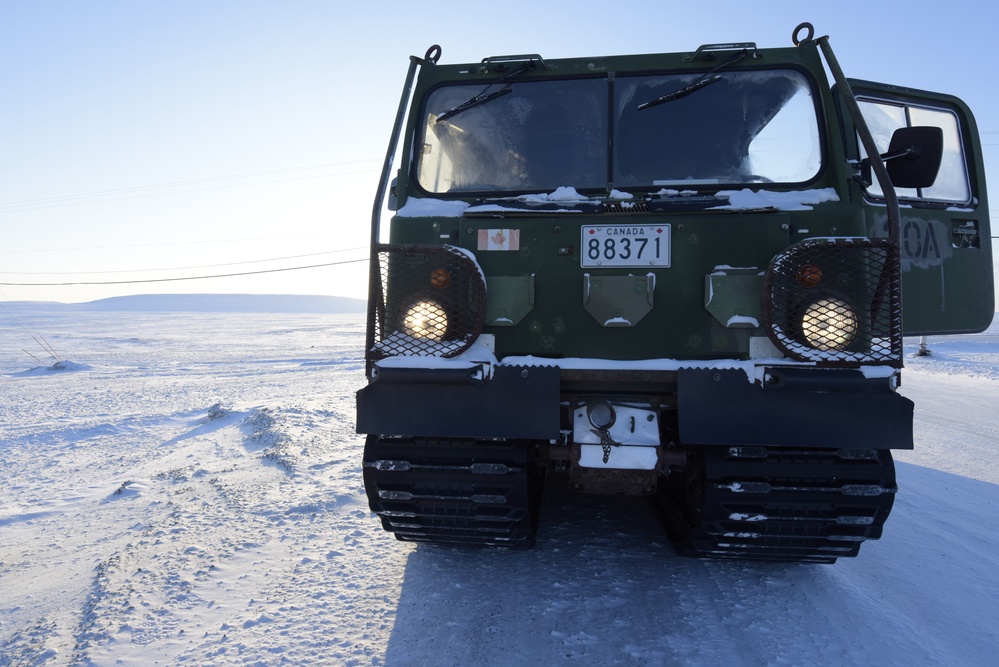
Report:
1,309,997,665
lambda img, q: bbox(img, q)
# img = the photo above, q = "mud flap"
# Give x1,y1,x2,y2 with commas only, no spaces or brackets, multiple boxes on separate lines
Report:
356,364,560,440
677,368,913,449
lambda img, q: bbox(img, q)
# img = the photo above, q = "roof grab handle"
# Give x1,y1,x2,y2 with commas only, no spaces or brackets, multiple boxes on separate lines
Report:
685,42,759,63
481,54,549,70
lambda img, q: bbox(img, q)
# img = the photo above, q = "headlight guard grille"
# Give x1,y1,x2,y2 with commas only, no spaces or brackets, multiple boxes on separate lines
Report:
762,238,902,366
367,244,486,361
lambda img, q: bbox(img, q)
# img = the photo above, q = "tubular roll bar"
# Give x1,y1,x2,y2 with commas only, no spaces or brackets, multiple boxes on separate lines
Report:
812,32,905,359
810,34,901,245
365,49,437,372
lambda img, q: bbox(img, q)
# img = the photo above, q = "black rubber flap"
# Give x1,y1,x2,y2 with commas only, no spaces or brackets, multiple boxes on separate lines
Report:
357,364,560,439
677,368,913,449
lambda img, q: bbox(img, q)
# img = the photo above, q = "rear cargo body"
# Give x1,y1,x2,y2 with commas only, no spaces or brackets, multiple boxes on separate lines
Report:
356,24,993,562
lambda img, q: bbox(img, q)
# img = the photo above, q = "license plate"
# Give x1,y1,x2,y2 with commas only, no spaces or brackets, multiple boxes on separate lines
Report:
580,225,671,267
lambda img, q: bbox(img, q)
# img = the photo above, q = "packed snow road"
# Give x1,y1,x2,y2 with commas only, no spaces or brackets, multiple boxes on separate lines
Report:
1,310,996,666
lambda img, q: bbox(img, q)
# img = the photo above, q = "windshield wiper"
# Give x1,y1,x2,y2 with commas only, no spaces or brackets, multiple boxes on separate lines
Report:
637,47,749,111
638,75,721,110
437,88,513,122
435,60,537,123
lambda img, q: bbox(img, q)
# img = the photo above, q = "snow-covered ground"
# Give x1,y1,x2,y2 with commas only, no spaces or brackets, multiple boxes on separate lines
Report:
1,308,997,666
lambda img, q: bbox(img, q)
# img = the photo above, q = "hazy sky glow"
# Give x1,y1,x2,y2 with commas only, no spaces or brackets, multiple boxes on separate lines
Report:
2,0,996,303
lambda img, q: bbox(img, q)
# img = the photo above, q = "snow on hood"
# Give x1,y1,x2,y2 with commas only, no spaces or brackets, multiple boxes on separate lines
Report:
467,187,595,215
657,188,699,197
609,189,634,199
397,187,840,217
396,198,471,217
399,188,592,218
519,186,589,202
711,187,840,211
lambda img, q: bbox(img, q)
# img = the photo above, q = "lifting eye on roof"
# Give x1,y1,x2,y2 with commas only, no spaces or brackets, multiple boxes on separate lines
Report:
423,44,442,65
792,22,815,46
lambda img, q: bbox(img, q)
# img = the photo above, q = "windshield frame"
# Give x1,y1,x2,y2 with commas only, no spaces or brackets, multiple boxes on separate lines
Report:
411,64,827,199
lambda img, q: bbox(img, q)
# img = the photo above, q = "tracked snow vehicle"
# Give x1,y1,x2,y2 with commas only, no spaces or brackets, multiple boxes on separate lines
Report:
356,23,994,562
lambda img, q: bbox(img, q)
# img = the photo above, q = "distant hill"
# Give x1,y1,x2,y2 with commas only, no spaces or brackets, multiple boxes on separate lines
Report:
8,294,367,314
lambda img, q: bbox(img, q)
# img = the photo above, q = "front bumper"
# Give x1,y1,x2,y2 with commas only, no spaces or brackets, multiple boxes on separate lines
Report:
676,367,912,449
356,362,913,450
355,363,561,440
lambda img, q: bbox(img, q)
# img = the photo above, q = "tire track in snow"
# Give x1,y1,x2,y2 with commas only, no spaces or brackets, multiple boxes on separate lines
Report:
68,401,393,665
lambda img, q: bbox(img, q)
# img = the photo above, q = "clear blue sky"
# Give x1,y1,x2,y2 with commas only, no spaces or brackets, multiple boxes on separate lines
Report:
2,0,996,303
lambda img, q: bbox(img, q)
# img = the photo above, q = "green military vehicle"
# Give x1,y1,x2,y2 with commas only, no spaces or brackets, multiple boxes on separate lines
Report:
356,23,994,562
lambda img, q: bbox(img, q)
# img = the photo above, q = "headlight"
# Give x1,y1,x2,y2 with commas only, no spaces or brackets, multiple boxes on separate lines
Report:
763,238,901,365
402,301,448,340
371,245,487,360
801,298,858,351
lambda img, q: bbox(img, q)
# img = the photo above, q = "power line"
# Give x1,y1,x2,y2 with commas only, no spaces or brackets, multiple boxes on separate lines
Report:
0,257,369,287
0,170,375,214
0,247,367,276
0,160,374,208
0,159,381,214
0,234,335,256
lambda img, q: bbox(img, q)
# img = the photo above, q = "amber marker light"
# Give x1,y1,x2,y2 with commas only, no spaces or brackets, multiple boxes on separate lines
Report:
796,264,823,288
430,267,452,288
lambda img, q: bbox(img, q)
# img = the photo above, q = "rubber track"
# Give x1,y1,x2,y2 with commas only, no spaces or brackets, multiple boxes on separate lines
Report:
362,435,544,549
653,447,897,563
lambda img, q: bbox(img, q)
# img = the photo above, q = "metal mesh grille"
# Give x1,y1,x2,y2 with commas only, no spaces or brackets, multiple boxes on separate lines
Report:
368,244,486,361
762,238,902,366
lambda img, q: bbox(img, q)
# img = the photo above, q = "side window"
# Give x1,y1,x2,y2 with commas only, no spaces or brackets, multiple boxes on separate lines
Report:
857,98,971,204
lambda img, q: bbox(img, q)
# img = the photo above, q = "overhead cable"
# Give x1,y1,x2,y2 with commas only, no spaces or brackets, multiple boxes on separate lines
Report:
0,159,381,214
0,257,369,287
0,247,367,275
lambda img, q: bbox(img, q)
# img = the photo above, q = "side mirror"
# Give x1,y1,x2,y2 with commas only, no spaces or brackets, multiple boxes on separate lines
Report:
883,126,944,189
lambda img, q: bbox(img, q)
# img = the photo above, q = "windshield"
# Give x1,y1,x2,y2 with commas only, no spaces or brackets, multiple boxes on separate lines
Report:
415,68,821,195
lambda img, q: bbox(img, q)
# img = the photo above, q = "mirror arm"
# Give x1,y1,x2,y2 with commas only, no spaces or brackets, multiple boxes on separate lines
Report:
852,145,918,186
879,146,918,162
